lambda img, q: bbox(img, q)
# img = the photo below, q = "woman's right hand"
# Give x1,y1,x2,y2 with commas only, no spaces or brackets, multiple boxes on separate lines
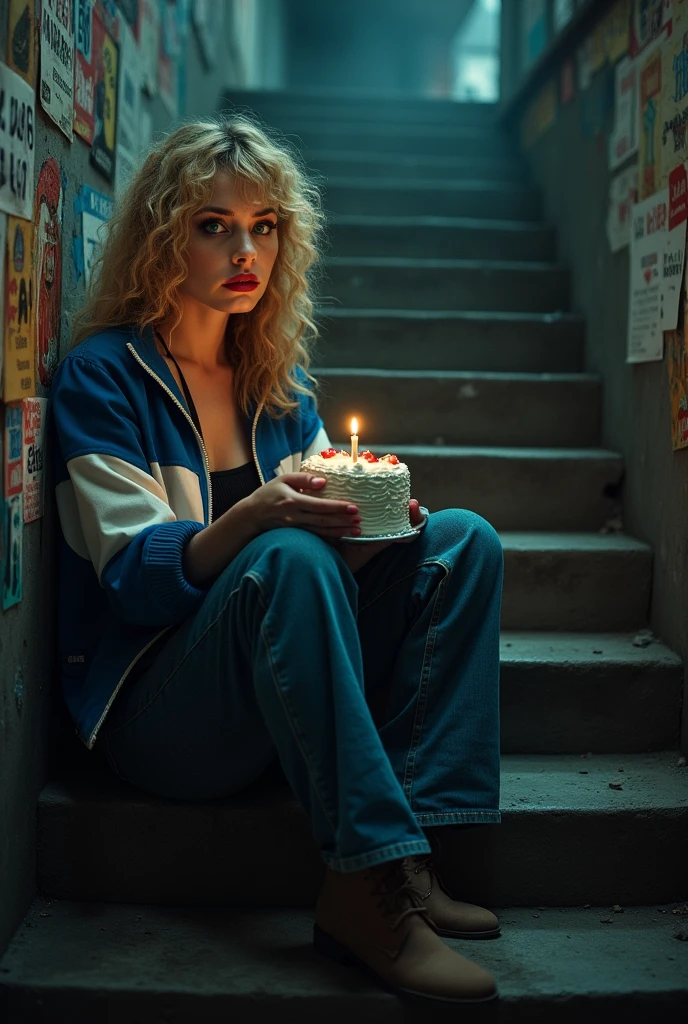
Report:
244,473,361,540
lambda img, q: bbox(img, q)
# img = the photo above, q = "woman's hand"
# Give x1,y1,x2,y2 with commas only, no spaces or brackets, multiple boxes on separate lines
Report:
245,473,361,539
333,499,426,574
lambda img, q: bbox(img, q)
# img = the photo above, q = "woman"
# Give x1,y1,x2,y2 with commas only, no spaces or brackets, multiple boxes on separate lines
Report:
50,116,504,1005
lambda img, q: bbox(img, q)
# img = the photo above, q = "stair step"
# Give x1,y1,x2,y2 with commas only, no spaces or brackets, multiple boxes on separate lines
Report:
317,368,600,447
498,532,651,631
322,178,540,219
324,215,555,260
499,632,682,752
308,149,528,181
2,897,687,1022
35,751,687,908
288,122,513,158
321,257,569,312
314,308,585,372
324,445,621,531
225,89,499,125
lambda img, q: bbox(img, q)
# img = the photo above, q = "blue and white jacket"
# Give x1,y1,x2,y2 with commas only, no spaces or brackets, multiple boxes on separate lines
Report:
49,323,332,750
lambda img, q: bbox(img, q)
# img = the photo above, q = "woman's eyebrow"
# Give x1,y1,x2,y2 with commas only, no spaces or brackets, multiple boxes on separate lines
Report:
198,205,277,217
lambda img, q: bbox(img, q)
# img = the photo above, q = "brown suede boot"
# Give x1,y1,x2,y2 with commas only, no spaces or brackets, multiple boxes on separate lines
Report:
313,856,498,1004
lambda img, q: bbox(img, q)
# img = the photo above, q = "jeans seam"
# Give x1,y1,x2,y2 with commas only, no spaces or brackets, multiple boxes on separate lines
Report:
249,573,339,835
357,557,452,614
106,583,244,736
401,567,450,805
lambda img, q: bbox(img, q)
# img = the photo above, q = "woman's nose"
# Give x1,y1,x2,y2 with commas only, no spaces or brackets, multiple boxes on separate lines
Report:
232,229,257,263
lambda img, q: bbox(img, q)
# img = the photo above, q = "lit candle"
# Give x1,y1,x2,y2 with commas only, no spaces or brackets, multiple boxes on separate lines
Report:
350,417,359,463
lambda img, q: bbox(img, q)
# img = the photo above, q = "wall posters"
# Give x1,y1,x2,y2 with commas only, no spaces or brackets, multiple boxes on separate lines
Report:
74,0,96,142
666,322,688,447
0,63,35,221
627,189,668,361
138,0,160,97
159,0,181,117
22,396,48,522
4,217,35,402
90,8,119,182
39,0,75,141
660,0,688,187
630,0,673,58
4,402,23,498
8,0,36,86
0,213,6,385
34,157,63,387
638,43,663,199
114,17,141,199
609,56,639,169
76,184,113,286
3,492,23,609
661,161,688,330
607,163,639,251
521,80,557,149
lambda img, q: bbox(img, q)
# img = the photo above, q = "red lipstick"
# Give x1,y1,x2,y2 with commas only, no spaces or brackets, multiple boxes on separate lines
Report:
223,273,259,292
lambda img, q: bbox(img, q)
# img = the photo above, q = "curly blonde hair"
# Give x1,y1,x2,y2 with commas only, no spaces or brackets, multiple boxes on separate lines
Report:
70,114,327,418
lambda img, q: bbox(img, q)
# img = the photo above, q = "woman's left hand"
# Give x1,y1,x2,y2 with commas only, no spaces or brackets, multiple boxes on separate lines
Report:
332,499,426,574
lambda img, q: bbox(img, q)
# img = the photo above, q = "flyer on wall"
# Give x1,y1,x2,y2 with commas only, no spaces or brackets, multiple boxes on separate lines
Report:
666,325,688,449
0,63,36,221
607,163,639,252
2,493,23,610
8,0,36,86
4,217,36,402
34,158,63,387
39,0,75,141
74,0,96,143
627,189,668,363
22,397,48,523
90,8,119,182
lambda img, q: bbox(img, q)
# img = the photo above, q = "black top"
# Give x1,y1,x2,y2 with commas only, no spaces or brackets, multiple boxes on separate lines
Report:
154,329,262,518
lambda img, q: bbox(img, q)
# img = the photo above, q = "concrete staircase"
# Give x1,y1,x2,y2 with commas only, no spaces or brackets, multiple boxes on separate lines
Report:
2,92,687,1021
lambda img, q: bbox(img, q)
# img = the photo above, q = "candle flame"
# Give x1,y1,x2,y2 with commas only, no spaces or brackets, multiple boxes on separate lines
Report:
350,417,358,435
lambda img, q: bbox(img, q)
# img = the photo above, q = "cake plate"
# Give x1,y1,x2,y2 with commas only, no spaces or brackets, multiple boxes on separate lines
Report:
340,507,430,544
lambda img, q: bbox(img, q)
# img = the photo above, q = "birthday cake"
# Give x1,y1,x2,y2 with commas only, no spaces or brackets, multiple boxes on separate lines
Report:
300,447,411,537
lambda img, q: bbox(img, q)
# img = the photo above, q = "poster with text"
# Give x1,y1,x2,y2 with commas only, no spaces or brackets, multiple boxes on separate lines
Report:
4,217,35,402
667,322,688,448
4,402,23,497
8,0,36,86
608,163,639,251
3,493,23,609
660,0,688,187
638,42,663,199
0,63,35,220
609,56,639,170
0,213,7,387
40,0,75,140
74,0,96,142
77,184,113,286
114,17,141,199
22,396,47,522
627,189,668,362
90,9,119,182
630,0,673,57
34,158,63,387
138,0,160,96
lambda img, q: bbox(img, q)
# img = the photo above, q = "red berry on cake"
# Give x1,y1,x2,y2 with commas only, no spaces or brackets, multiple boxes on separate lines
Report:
380,454,399,465
360,450,379,462
320,448,338,458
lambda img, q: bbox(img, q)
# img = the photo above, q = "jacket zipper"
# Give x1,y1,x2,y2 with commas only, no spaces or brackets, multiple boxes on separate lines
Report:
126,342,213,524
252,399,265,484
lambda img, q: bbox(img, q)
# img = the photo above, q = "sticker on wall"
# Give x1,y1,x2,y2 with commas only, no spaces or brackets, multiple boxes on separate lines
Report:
667,324,688,448
630,0,673,58
609,56,638,170
638,42,663,199
520,80,557,149
22,396,47,523
33,158,63,387
39,0,75,141
114,17,141,199
8,0,37,87
2,493,23,609
4,402,23,498
627,189,668,362
0,63,36,221
3,217,35,402
74,0,96,143
137,0,160,97
90,7,119,182
73,184,114,287
607,163,639,252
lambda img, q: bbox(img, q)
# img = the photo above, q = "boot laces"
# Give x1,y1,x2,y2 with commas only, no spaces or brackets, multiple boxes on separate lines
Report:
367,858,432,931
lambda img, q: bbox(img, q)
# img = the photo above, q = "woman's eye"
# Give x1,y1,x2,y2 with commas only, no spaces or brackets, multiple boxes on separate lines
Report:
201,219,225,234
254,220,277,235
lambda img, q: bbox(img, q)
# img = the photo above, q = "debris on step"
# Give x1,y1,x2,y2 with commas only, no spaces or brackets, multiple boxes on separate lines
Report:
677,756,687,768
612,905,624,914
599,510,624,534
609,783,623,790
632,627,655,647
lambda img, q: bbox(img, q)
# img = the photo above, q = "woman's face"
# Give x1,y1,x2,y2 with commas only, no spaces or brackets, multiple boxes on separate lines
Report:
179,170,279,313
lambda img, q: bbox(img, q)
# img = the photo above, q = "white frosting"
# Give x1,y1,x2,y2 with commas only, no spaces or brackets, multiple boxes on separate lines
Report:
301,452,411,536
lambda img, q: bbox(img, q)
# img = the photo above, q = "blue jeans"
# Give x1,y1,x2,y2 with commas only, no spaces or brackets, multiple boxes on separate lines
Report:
99,509,504,873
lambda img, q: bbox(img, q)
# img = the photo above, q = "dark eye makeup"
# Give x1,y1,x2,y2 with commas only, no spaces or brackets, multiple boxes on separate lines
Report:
198,217,277,236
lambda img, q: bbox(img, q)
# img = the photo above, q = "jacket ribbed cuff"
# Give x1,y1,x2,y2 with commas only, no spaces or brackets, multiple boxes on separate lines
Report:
145,520,209,618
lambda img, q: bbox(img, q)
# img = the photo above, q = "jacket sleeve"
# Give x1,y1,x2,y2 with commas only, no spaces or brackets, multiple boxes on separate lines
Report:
298,372,333,457
51,354,210,628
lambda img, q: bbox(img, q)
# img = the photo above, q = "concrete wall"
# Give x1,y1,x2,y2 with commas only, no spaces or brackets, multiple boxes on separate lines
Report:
0,0,285,960
498,11,688,752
